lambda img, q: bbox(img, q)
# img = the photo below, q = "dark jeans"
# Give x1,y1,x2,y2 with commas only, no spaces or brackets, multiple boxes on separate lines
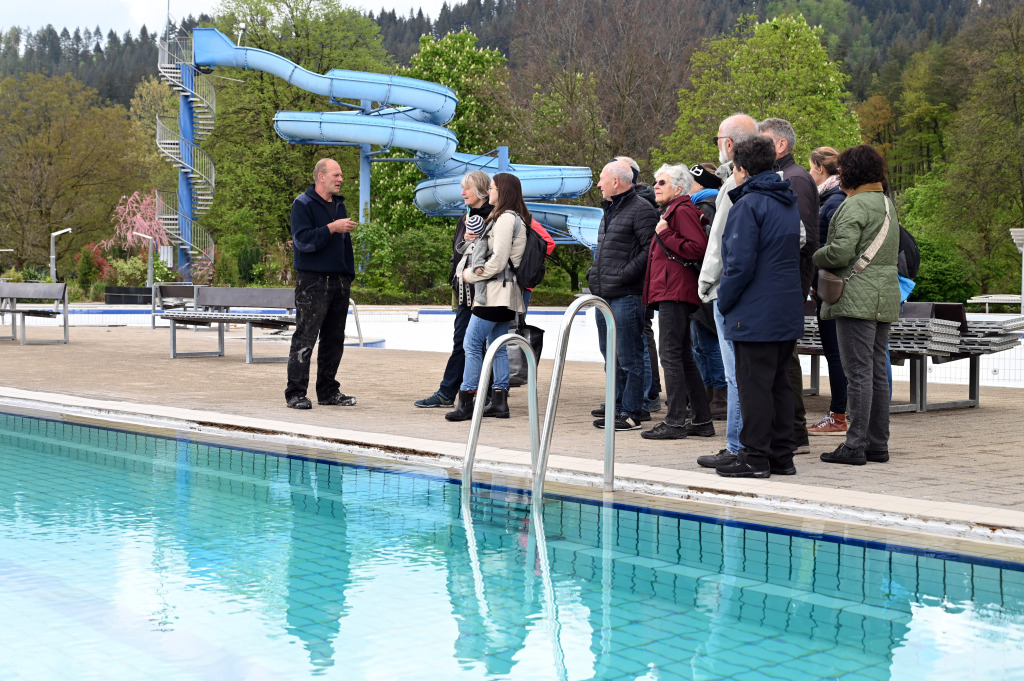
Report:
595,294,646,418
438,304,473,400
816,300,848,413
788,347,808,441
658,302,711,427
285,272,351,401
734,339,797,471
836,318,891,452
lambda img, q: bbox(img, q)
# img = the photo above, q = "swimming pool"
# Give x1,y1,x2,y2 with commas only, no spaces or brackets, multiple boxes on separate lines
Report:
2,411,1023,680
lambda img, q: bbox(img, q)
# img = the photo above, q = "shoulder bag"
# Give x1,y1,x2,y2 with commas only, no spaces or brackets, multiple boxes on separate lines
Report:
817,196,892,304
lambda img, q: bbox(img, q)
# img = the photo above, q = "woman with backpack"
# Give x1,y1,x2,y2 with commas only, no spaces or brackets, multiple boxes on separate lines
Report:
445,173,529,422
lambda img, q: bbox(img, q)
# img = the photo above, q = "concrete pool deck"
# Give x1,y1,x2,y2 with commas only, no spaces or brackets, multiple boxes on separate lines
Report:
2,323,1023,557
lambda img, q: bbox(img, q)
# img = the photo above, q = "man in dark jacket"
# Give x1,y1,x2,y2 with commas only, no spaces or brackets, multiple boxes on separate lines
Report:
285,158,358,410
758,118,820,452
716,136,804,478
587,160,659,430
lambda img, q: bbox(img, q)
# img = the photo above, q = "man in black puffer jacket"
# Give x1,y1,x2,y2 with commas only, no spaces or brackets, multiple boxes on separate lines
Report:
587,160,659,431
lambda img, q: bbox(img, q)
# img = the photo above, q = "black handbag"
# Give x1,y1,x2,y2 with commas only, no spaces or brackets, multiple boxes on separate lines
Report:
508,316,544,387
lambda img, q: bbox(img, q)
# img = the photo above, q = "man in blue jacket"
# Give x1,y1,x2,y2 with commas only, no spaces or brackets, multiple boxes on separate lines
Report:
285,158,358,410
715,137,804,478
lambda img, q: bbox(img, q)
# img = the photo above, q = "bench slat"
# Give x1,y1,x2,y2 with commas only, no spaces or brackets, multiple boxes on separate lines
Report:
197,286,294,309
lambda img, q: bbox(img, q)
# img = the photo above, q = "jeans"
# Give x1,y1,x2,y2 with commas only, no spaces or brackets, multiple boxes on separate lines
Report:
837,318,891,452
713,299,742,454
816,300,848,414
286,272,351,401
659,302,711,426
461,315,510,392
595,294,646,418
438,304,473,400
690,318,726,388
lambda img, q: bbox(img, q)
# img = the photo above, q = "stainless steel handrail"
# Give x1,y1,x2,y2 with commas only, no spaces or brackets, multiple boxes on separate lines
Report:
461,333,540,498
533,295,617,501
349,298,364,347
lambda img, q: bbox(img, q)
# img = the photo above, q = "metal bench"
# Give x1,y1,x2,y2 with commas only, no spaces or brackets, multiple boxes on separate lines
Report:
0,282,69,345
161,286,297,363
966,294,1022,313
151,283,204,329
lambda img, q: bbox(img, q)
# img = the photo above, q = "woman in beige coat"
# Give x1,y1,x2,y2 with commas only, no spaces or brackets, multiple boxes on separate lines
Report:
445,173,528,421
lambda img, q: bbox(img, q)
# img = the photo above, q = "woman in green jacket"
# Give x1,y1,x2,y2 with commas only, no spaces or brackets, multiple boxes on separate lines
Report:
812,145,901,466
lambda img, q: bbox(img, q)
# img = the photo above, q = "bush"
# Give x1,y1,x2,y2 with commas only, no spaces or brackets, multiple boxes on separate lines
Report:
1,267,23,282
89,281,107,301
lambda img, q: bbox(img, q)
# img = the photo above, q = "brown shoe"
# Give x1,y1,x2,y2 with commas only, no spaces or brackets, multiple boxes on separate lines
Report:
808,412,847,436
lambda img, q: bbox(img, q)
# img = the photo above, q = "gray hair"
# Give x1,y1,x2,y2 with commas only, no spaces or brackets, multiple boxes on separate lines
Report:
654,164,693,194
313,158,335,182
612,156,640,184
720,113,757,142
603,161,634,186
460,170,491,200
757,118,796,154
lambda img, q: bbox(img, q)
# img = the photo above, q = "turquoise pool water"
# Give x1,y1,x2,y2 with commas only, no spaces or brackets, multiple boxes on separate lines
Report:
2,412,1024,680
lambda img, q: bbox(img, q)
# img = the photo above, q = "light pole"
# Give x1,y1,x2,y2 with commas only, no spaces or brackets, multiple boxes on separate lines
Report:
49,228,72,282
133,233,156,287
1011,228,1024,314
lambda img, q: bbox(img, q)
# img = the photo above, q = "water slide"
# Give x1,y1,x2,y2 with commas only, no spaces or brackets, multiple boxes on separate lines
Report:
192,28,602,244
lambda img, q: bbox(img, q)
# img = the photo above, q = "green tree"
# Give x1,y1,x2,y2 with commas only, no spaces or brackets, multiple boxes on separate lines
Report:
657,14,861,168
0,72,150,273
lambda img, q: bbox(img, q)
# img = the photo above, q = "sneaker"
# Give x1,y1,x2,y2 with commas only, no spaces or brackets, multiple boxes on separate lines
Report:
808,412,847,436
318,393,356,406
286,395,312,410
684,420,716,438
647,395,663,412
591,403,607,418
866,449,890,463
639,409,652,422
414,392,454,408
770,462,797,475
641,422,688,440
593,414,642,431
697,449,737,468
794,436,811,455
820,443,866,465
715,459,770,478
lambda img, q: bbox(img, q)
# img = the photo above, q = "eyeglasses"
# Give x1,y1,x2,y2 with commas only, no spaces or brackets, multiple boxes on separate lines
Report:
652,179,668,187
711,136,730,145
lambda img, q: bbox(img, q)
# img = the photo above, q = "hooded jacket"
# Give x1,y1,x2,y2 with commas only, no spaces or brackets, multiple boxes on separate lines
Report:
586,187,659,298
717,170,805,343
642,195,707,308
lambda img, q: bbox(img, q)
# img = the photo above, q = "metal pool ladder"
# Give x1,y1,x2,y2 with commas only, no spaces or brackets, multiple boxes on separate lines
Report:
461,294,618,505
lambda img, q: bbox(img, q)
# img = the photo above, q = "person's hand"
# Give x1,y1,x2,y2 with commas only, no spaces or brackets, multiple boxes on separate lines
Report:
655,219,668,234
474,267,484,276
464,232,479,242
328,218,357,234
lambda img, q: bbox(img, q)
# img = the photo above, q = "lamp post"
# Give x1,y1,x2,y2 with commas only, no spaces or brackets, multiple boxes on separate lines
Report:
49,228,72,282
1011,228,1024,314
133,233,156,288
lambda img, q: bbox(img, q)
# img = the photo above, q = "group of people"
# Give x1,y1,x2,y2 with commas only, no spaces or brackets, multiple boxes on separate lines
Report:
283,110,905,479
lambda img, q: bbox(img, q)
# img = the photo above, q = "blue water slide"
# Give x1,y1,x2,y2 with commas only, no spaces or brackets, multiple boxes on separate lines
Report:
192,27,599,247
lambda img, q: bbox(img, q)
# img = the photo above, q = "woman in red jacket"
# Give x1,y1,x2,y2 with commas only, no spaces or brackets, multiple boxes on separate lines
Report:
641,164,714,440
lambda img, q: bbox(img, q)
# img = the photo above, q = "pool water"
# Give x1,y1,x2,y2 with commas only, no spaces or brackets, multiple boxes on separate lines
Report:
2,413,1024,680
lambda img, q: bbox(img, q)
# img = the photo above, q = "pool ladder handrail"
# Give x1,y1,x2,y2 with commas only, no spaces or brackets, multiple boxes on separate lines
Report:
461,333,541,494
460,295,617,503
533,295,617,500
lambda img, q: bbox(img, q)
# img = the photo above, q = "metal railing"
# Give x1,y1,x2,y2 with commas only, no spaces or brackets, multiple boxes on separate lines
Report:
158,37,216,140
155,191,216,281
156,117,216,210
461,334,540,498
533,295,617,500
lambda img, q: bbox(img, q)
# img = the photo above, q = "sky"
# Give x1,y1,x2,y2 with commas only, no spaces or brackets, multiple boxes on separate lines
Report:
1,0,451,36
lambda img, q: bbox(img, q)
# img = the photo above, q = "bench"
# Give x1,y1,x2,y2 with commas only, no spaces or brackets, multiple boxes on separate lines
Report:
966,294,1022,313
150,283,204,329
161,286,297,363
0,282,69,345
799,302,1021,412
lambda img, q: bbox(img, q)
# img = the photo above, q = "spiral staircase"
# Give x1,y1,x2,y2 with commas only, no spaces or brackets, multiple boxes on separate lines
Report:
156,35,217,281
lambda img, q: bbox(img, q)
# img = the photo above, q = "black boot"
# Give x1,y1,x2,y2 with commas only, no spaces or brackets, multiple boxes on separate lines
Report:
483,388,509,418
445,390,476,422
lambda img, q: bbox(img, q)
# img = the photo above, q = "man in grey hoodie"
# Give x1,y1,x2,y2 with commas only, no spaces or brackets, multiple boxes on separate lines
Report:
694,113,758,469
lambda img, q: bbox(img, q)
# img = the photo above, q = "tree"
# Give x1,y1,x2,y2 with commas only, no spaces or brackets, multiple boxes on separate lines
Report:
657,15,861,168
0,73,150,272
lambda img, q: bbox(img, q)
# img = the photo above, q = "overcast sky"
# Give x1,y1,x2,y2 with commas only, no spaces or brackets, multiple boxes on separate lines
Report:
2,0,451,36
